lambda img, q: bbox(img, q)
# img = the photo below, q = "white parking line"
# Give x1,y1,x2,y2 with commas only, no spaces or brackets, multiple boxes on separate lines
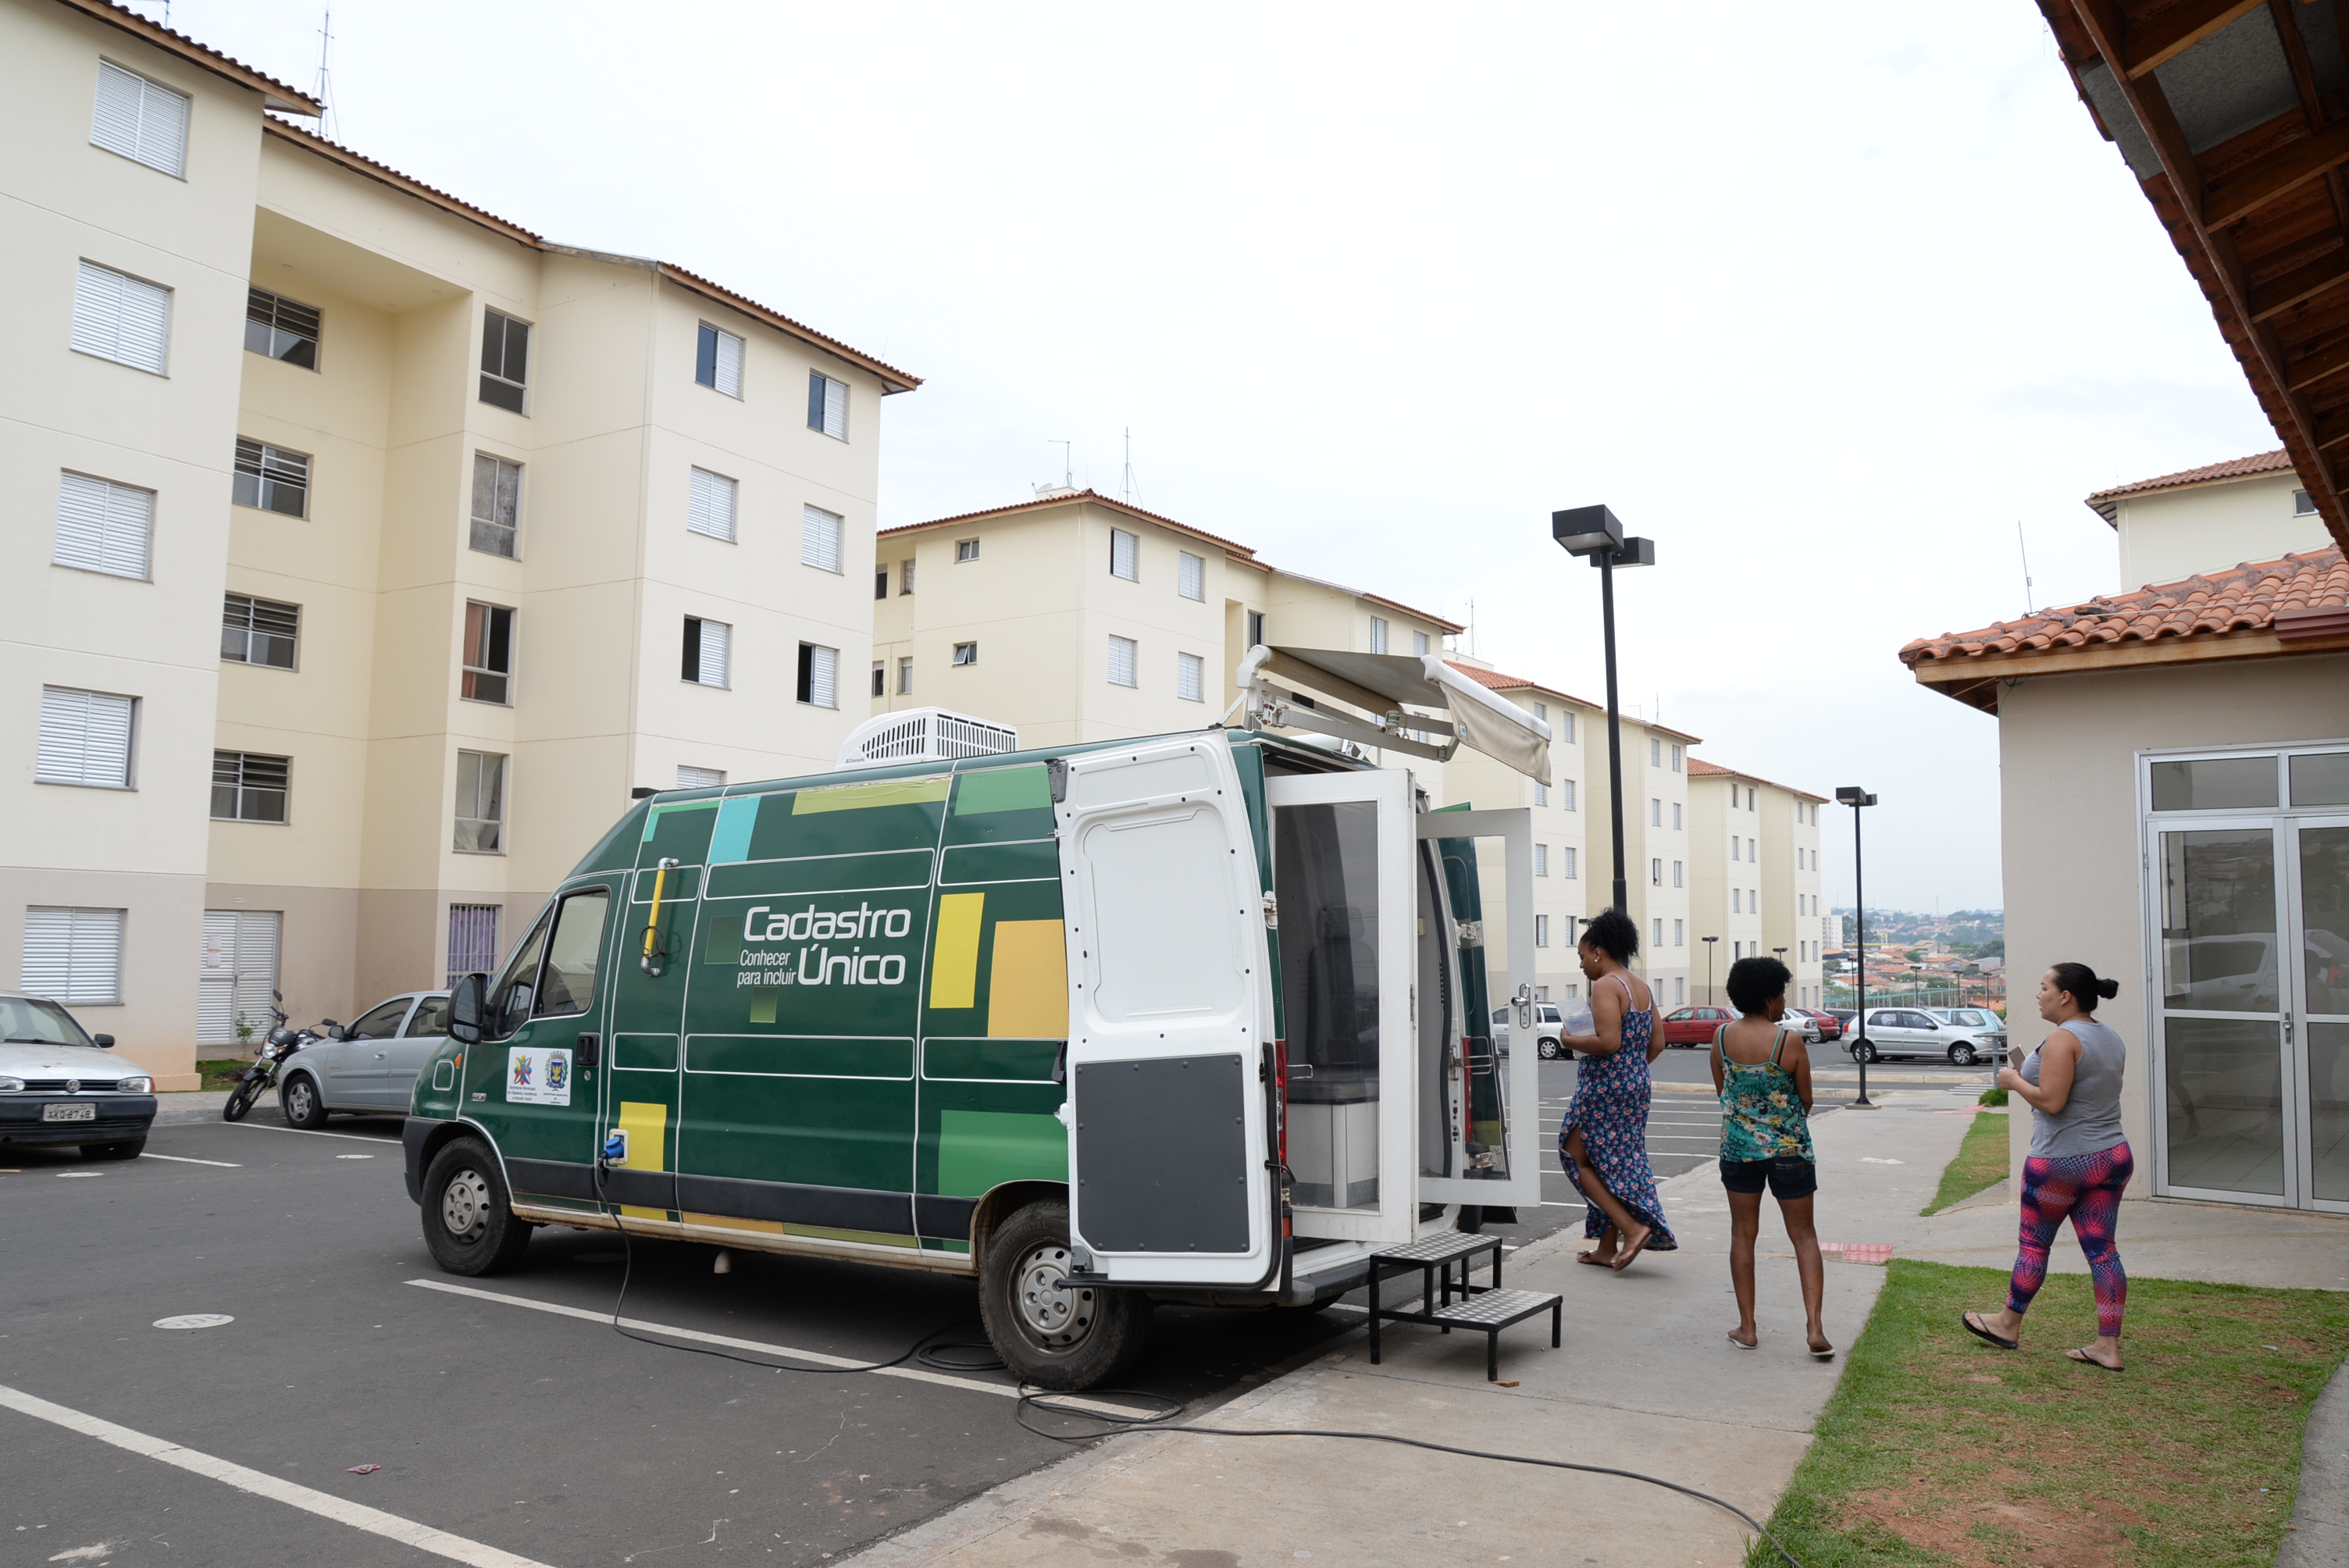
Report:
405,1279,1161,1420
138,1153,241,1167
0,1383,554,1568
222,1120,395,1145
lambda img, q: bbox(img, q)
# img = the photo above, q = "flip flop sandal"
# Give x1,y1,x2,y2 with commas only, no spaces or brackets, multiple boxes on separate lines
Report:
1576,1251,1616,1266
2066,1348,2123,1371
1727,1331,1757,1349
1962,1311,2019,1351
1809,1344,1837,1361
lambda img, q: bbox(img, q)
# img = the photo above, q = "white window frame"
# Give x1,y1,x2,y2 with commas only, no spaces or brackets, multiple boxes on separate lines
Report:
1561,846,1577,879
222,593,299,670
73,259,172,376
952,642,978,666
479,309,531,414
1533,843,1549,877
1535,914,1550,949
677,765,725,790
454,750,507,854
1413,630,1431,656
1110,528,1139,582
797,642,839,709
210,749,290,824
22,906,127,1006
91,61,188,178
683,616,731,689
37,687,136,789
54,471,154,580
1562,779,1576,811
232,438,311,519
897,656,913,694
1369,616,1388,654
688,467,739,543
697,323,744,397
1178,551,1205,601
956,539,979,563
470,453,522,558
1107,634,1138,687
809,372,848,440
1176,650,1205,702
801,504,845,573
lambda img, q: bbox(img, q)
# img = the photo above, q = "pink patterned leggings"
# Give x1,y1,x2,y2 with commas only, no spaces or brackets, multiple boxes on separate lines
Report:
2008,1141,2133,1338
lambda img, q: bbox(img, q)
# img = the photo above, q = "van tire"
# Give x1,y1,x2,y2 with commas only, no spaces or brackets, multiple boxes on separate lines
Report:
281,1073,330,1129
422,1137,533,1276
978,1200,1150,1391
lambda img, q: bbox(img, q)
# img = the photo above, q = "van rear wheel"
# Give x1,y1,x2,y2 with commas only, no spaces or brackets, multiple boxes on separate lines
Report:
421,1137,533,1276
978,1200,1150,1391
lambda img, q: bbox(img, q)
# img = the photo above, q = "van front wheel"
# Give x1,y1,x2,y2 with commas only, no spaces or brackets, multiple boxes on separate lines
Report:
979,1200,1150,1391
421,1137,533,1276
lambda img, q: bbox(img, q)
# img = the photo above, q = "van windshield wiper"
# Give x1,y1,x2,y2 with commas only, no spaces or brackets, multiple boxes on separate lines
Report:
5,1037,70,1044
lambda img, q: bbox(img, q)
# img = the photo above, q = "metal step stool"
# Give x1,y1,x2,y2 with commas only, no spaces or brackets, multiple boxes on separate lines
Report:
1364,1232,1561,1381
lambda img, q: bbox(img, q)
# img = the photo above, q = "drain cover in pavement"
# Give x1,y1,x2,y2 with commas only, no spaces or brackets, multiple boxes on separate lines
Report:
154,1314,236,1329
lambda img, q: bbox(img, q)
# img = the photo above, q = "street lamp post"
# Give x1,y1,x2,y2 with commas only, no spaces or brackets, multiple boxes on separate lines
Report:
1835,786,1879,1110
1552,506,1656,916
1702,935,1719,1005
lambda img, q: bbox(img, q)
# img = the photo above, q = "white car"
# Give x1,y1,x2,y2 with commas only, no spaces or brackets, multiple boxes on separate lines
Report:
1495,1003,1569,1059
1851,1007,2004,1067
276,990,450,1127
0,993,158,1160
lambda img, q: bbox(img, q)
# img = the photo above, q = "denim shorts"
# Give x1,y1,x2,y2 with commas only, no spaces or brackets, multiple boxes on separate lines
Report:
1720,1156,1817,1200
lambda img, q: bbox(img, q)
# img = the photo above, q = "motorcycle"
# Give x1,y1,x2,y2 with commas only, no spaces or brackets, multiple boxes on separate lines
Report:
222,992,340,1122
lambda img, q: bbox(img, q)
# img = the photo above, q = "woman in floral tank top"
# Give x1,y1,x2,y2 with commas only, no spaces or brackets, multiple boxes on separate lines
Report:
1709,955,1830,1360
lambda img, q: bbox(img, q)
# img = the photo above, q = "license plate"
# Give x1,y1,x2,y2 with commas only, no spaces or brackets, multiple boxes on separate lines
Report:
42,1103,97,1123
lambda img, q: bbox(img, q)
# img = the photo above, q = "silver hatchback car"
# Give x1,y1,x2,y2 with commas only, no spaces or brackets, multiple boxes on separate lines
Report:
276,990,449,1127
1852,1006,2005,1067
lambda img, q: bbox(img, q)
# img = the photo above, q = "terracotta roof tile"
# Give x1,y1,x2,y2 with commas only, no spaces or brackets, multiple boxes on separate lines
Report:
1684,755,1827,802
1899,547,2348,668
1442,662,1702,743
2082,449,2294,520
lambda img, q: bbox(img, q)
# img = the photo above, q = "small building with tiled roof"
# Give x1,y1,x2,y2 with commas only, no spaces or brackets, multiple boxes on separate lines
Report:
2077,449,2333,592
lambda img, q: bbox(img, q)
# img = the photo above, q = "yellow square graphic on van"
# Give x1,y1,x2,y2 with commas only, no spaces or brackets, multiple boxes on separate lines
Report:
986,920,1068,1039
615,1100,668,1221
930,892,984,1009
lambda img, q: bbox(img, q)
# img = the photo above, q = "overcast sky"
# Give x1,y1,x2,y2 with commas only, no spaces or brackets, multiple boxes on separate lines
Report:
150,1,2282,914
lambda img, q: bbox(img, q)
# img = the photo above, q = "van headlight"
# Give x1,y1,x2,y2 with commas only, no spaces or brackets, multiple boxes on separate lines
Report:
0,1075,22,1093
116,1075,152,1094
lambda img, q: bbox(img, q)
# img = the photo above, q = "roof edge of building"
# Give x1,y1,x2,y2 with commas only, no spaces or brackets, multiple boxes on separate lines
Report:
57,0,323,115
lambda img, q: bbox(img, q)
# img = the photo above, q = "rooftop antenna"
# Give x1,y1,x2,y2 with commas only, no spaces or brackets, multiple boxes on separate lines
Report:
1050,440,1071,491
2016,519,2034,615
1121,427,1137,506
1467,598,1476,657
313,9,337,142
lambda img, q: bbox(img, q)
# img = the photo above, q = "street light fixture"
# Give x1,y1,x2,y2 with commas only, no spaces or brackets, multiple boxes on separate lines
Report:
1553,504,1656,917
1835,786,1879,1110
1702,935,1719,1006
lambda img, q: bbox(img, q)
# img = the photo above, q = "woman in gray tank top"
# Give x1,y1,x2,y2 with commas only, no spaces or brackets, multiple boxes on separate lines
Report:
1962,962,2133,1371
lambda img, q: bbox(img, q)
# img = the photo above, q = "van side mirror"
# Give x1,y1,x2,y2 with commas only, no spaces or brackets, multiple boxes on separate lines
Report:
94,1034,115,1048
448,973,487,1045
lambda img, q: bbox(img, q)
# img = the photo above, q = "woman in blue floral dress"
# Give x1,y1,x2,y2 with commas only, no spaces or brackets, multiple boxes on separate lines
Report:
1559,908,1677,1271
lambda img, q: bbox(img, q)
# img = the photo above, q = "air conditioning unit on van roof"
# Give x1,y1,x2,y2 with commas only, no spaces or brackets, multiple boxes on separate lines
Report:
835,707,1020,770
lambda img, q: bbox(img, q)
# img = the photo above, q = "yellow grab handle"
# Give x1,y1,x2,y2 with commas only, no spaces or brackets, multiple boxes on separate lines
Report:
641,857,679,971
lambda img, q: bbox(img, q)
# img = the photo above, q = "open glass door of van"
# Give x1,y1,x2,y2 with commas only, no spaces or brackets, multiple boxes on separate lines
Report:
1056,736,1280,1289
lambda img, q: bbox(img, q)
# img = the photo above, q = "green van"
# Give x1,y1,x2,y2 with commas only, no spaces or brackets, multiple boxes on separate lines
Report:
401,719,1543,1389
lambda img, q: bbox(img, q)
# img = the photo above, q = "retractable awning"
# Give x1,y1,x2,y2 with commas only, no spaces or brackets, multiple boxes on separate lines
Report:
1235,645,1553,785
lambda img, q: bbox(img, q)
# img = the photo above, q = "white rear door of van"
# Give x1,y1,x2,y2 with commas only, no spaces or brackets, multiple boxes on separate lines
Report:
1057,736,1278,1288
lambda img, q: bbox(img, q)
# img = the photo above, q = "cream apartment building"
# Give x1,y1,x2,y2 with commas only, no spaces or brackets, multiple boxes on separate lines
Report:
5,0,911,1085
1686,760,1826,1008
869,489,1460,750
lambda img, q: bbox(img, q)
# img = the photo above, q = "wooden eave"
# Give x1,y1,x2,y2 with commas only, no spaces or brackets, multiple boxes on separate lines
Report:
1909,623,2349,711
2037,0,2349,556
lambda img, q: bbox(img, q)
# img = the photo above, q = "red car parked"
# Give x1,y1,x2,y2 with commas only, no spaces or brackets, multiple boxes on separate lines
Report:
1657,1005,1736,1048
1789,1007,1844,1041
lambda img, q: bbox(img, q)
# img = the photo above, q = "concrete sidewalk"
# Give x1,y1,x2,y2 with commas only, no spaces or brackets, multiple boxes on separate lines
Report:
851,1085,1993,1567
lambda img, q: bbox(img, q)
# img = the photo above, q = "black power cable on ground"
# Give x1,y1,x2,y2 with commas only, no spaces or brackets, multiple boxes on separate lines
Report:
583,1162,1799,1568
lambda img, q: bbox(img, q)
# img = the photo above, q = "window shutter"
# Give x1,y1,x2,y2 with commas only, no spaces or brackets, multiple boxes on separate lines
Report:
823,376,847,439
1533,843,1548,876
1110,529,1138,581
677,765,725,789
22,907,125,1004
1107,635,1137,686
1562,846,1577,878
805,643,838,708
1176,651,1203,701
92,62,144,162
715,330,743,397
688,467,737,542
55,471,154,579
37,687,134,786
1370,617,1388,654
1178,551,1204,600
92,62,188,177
801,504,844,573
700,619,730,688
230,912,278,1038
198,909,237,1045
73,261,172,374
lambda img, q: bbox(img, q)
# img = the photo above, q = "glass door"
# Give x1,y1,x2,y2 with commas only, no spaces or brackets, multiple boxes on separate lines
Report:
2294,818,2349,1212
2154,821,2292,1205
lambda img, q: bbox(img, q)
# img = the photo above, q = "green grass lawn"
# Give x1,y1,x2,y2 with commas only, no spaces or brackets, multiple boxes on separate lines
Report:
1745,1260,2349,1567
195,1058,253,1090
1921,1110,2009,1217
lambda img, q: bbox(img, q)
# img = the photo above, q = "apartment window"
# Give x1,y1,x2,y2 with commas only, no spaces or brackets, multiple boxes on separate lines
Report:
871,662,886,697
1177,651,1205,702
875,568,889,600
1671,744,1683,772
1675,976,1685,1005
1673,861,1683,888
454,750,505,853
802,504,845,573
91,60,190,176
953,641,978,666
1246,609,1265,650
1561,779,1576,811
807,372,848,439
1746,788,1756,811
1413,630,1431,656
1535,914,1550,948
1650,798,1661,827
479,310,530,412
462,602,514,704
232,438,310,518
2296,488,2318,515
956,539,979,563
1534,843,1549,877
211,750,289,823
1731,836,1741,861
1178,551,1206,601
221,593,298,669
22,907,125,1006
1561,846,1577,879
1535,782,1548,806
1748,837,1757,860
54,471,153,579
73,260,171,375
1652,918,1663,947
677,765,725,790
1672,802,1683,830
897,656,913,694
37,687,135,788
244,287,320,369
901,559,918,593
1110,528,1139,582
797,643,839,708
696,323,743,396
1674,919,1684,946
682,616,730,687
1108,634,1138,687
1649,739,1661,766
1733,889,1742,914
1370,616,1388,654
470,454,522,558
447,904,500,989
1651,857,1663,886
688,468,738,543
1559,711,1575,743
